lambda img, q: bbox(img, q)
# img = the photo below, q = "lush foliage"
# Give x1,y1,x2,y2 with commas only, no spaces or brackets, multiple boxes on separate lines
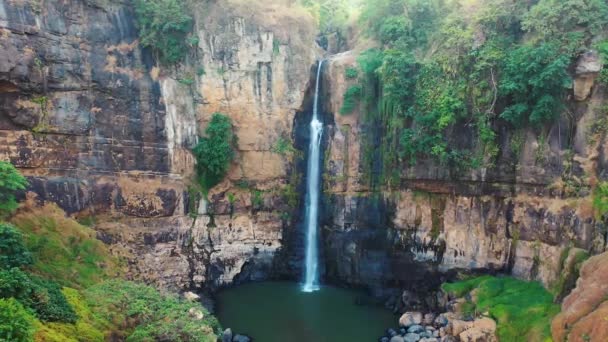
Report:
443,276,560,342
593,181,608,219
340,85,362,114
0,161,28,217
192,113,236,192
350,0,608,187
0,268,77,323
11,205,122,289
0,298,35,342
133,0,193,65
0,223,32,269
85,280,220,342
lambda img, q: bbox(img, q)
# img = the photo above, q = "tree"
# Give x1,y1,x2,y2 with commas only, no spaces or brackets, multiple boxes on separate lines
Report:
0,223,32,269
0,161,27,217
192,113,235,192
133,0,193,65
0,298,34,342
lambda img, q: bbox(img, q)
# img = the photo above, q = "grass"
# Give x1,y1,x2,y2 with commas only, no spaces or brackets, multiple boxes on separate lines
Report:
11,204,123,289
442,276,559,342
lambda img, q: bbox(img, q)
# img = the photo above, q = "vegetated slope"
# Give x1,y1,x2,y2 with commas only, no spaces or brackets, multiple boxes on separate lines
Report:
0,190,220,341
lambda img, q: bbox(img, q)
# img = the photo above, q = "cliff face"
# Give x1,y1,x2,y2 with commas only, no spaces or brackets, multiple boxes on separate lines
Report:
0,0,319,292
321,51,607,295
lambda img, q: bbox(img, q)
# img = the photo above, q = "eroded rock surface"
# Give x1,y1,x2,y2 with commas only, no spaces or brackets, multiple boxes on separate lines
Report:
552,252,608,342
0,0,318,292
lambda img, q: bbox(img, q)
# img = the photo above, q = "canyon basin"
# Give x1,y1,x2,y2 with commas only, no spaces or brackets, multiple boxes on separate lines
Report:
217,281,396,342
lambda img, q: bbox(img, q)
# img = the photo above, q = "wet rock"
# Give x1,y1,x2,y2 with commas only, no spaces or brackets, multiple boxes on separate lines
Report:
222,328,232,342
399,312,423,327
380,337,390,342
387,328,398,337
404,333,421,342
232,334,251,342
419,338,438,342
407,325,425,334
434,314,449,327
423,313,436,325
390,336,405,342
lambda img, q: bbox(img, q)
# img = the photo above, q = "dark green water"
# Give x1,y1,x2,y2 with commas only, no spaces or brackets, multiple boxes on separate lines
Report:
216,282,395,342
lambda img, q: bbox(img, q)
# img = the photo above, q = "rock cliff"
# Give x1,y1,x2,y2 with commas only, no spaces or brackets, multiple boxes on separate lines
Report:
321,50,607,296
0,0,319,292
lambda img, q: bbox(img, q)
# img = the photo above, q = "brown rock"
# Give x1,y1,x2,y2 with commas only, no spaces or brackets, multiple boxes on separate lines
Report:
552,252,608,341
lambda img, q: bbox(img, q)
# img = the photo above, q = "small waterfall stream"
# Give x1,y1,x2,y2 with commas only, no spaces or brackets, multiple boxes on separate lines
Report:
302,60,324,293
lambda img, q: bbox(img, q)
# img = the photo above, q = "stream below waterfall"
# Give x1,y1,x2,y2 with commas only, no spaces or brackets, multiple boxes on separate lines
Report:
217,282,395,342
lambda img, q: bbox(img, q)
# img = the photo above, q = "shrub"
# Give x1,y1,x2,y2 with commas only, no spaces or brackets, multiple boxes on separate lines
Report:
593,181,608,219
133,0,193,65
11,205,122,288
499,42,571,127
340,85,362,114
85,280,220,341
345,67,359,79
0,298,35,342
0,268,77,323
442,276,559,341
192,113,236,192
0,223,32,269
0,161,28,217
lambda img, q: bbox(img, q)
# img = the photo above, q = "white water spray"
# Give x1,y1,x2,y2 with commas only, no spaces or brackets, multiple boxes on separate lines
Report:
302,60,324,293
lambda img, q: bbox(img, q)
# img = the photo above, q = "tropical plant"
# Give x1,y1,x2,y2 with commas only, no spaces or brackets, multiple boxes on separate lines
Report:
192,113,236,192
0,161,28,217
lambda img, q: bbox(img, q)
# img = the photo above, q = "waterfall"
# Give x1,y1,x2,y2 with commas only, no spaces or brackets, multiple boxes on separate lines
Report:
302,60,324,293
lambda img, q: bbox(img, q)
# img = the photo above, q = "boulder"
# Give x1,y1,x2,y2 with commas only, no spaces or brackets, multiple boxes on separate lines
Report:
390,336,405,342
399,312,423,327
423,313,436,325
552,252,608,342
232,334,251,342
222,328,233,342
434,314,449,327
187,307,204,320
408,325,425,334
183,291,200,302
573,50,602,101
404,333,421,342
464,318,496,341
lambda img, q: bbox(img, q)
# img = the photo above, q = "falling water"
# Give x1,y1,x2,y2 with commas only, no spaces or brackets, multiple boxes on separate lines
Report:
302,60,324,293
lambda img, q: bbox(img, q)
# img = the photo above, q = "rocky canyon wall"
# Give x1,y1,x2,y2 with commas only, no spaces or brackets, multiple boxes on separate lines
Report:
0,0,319,292
321,51,608,299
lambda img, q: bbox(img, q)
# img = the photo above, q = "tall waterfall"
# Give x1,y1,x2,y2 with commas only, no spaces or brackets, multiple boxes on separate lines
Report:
302,60,324,293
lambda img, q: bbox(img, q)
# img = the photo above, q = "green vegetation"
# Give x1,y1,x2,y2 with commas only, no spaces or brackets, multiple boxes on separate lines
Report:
340,84,362,114
133,0,193,65
0,161,28,217
0,298,34,342
299,0,351,39
0,267,77,323
593,181,608,219
11,207,122,288
345,67,358,79
192,113,236,193
442,276,560,342
349,0,608,187
0,166,219,341
273,136,297,156
0,223,32,269
85,280,220,342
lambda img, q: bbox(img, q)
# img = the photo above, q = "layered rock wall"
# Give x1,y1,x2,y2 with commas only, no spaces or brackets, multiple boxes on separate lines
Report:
0,0,319,292
321,51,607,295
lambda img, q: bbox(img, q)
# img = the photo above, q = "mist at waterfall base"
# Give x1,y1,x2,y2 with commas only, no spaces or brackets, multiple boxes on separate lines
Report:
217,282,395,342
217,62,394,340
